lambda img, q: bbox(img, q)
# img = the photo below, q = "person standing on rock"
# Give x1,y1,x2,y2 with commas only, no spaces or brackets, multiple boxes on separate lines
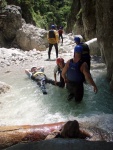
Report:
74,37,91,71
62,45,98,102
47,25,59,60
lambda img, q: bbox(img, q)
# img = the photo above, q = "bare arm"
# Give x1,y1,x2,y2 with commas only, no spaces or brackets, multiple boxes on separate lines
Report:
81,63,98,93
54,30,59,43
38,66,44,72
79,129,92,139
25,69,32,78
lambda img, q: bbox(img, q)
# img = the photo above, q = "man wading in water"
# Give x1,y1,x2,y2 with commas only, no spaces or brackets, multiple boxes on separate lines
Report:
62,45,98,102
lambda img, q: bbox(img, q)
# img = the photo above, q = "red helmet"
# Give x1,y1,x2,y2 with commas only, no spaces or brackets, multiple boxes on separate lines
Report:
56,58,64,64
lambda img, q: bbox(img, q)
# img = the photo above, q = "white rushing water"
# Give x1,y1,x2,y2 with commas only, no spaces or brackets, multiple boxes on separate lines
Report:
0,59,113,136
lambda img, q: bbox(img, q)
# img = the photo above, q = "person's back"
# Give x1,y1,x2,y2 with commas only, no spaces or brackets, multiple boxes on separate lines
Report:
80,42,90,70
47,25,59,59
62,46,85,102
74,37,91,70
67,58,85,83
48,29,57,44
80,43,90,55
47,25,59,44
58,27,63,44
49,30,55,38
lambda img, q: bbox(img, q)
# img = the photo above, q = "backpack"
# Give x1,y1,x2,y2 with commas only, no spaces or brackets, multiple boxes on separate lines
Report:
48,30,55,38
80,43,90,54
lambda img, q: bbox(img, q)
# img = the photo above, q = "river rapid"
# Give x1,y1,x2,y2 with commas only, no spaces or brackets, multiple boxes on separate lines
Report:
0,48,113,142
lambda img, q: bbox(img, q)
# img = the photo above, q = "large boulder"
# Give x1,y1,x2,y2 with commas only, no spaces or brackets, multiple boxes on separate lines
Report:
2,5,22,42
0,5,22,48
0,5,48,51
15,24,48,51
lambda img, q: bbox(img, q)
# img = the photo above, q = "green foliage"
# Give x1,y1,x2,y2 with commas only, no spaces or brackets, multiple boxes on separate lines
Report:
32,10,46,28
6,0,72,29
0,0,7,7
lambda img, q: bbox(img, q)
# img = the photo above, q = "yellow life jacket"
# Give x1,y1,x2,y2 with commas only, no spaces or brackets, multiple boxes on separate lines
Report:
47,30,59,44
33,71,45,77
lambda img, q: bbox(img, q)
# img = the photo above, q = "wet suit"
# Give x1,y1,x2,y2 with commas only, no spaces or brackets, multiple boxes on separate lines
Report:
66,59,85,102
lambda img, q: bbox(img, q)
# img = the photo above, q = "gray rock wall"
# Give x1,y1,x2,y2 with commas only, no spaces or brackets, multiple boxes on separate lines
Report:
0,5,22,47
0,5,48,51
80,0,96,40
3,5,22,41
66,0,81,33
67,0,96,40
96,0,113,91
67,0,113,91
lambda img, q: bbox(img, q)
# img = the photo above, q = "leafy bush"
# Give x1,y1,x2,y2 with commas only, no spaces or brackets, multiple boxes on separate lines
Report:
6,0,72,29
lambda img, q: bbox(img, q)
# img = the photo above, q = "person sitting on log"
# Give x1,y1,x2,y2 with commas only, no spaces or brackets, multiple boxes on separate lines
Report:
45,120,91,140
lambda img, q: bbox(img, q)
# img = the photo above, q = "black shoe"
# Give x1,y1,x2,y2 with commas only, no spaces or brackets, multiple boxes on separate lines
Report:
43,91,47,94
46,58,50,61
67,94,74,101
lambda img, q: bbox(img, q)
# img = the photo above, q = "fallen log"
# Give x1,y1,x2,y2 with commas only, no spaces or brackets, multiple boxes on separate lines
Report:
0,122,65,149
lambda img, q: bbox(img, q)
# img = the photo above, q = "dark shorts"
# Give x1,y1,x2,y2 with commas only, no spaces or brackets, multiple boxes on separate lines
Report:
66,82,84,102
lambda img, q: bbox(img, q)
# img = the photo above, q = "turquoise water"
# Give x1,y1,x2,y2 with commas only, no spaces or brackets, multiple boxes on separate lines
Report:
0,64,113,134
